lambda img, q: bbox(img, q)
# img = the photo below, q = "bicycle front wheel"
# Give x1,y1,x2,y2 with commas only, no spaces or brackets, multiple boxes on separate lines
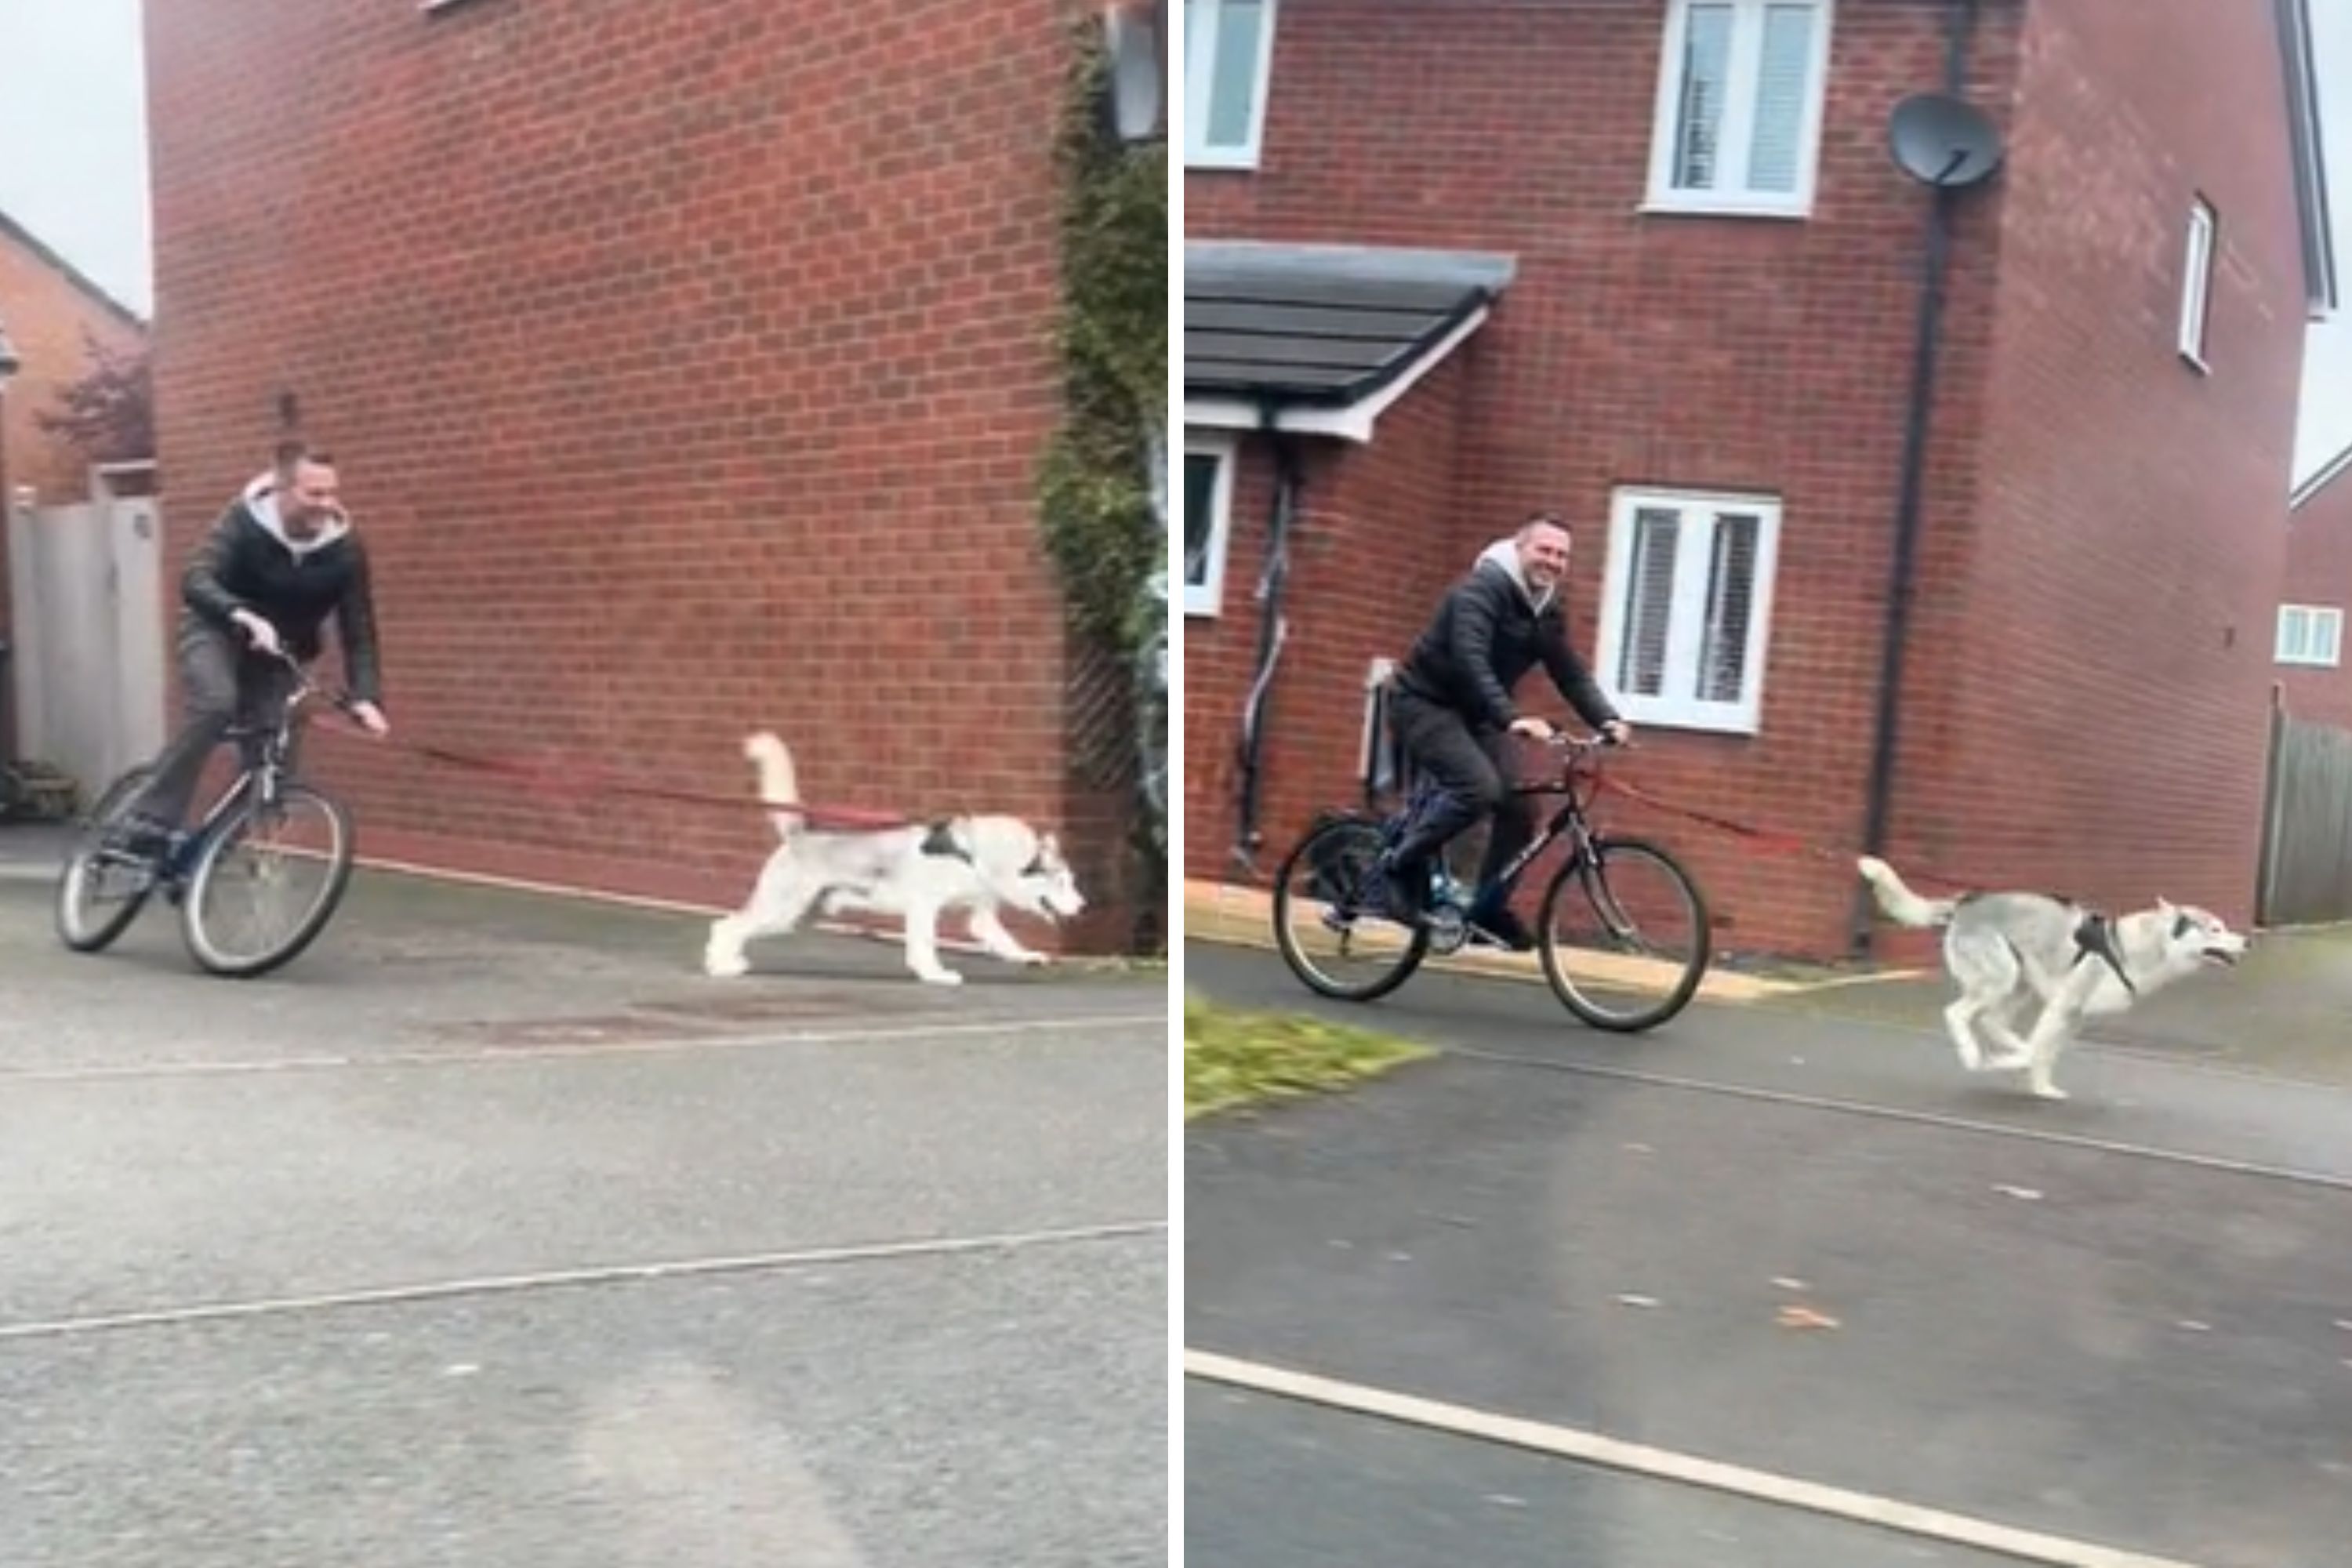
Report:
1271,815,1430,1002
55,766,159,954
1537,835,1711,1033
181,782,356,978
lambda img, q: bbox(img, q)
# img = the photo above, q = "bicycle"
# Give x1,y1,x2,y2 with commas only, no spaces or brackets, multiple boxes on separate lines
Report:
55,647,362,978
1270,733,1713,1032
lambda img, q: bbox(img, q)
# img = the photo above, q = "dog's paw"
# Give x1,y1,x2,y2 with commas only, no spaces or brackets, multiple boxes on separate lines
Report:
1984,1050,2029,1071
916,968,966,987
2027,1081,2068,1102
703,950,752,980
1013,950,1051,968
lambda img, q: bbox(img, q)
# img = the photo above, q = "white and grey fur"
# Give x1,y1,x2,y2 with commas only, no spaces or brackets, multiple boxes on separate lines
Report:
704,733,1086,986
1856,855,2249,1101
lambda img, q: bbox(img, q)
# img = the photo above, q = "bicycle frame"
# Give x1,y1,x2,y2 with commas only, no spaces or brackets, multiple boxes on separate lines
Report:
110,652,337,880
1389,739,1613,908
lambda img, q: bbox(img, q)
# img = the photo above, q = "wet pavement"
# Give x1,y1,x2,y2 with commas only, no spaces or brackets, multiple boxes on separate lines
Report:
1185,942,2352,1568
0,849,1168,1567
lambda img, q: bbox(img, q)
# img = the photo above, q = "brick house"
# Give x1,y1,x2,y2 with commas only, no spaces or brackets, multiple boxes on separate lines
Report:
1181,0,2336,961
144,0,1167,948
2277,445,2352,730
0,209,152,764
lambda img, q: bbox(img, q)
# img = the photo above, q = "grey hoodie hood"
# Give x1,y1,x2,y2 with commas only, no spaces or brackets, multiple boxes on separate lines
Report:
241,470,351,557
1475,536,1554,615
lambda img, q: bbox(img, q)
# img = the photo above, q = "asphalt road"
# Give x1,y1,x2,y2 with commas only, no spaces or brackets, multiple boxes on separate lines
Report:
1185,942,2352,1568
0,861,1169,1567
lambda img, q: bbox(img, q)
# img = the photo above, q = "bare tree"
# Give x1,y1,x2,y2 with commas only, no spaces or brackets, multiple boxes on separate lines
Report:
36,326,154,466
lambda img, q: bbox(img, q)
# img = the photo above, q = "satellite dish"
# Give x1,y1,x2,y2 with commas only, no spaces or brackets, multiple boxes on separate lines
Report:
1101,7,1165,146
1888,93,2005,188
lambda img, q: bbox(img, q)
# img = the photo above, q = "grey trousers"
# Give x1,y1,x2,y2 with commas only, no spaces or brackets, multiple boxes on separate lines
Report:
131,619,296,826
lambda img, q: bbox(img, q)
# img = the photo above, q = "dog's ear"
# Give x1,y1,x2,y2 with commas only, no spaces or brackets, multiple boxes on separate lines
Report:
2172,911,2194,939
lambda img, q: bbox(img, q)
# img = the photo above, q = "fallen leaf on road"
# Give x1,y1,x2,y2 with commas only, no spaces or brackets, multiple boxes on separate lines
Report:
1994,1185,2044,1201
1616,1294,1660,1309
1623,1142,1655,1156
2335,1319,2352,1334
445,1363,481,1377
2175,1320,2212,1334
1777,1305,1841,1331
1483,1495,1528,1509
1771,1277,1809,1292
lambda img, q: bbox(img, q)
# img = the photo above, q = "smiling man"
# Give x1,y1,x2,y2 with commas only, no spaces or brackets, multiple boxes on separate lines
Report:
1374,512,1632,949
119,439,388,850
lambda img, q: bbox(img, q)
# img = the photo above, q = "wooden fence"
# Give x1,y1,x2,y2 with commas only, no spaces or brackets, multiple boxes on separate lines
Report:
2256,700,2352,927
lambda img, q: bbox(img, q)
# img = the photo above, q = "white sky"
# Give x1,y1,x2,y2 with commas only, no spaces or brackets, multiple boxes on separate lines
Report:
1,0,2348,479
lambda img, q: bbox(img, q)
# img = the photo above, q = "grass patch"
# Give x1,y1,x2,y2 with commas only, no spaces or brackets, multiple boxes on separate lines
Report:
1185,994,1434,1121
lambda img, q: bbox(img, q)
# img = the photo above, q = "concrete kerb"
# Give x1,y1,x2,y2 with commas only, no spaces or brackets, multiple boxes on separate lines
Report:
1183,878,1933,1005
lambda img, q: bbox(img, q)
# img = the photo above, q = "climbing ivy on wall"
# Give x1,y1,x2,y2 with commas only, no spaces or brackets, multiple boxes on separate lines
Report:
1038,20,1169,947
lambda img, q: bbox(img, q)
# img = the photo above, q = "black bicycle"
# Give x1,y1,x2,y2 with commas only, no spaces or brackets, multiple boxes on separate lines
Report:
1270,734,1712,1032
56,648,361,978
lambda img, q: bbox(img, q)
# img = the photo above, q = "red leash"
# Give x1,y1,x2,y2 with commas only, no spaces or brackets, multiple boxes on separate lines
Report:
324,731,932,833
1594,773,1983,893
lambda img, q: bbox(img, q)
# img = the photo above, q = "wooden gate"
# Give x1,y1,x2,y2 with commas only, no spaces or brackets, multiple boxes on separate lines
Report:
2256,698,2352,927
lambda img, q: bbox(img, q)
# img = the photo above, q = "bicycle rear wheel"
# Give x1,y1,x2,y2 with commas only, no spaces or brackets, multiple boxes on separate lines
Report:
56,767,160,954
181,782,355,978
1271,815,1430,1002
1537,834,1711,1033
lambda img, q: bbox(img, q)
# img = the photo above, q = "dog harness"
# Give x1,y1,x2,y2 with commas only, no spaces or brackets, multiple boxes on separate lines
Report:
916,820,1054,880
2070,912,2135,995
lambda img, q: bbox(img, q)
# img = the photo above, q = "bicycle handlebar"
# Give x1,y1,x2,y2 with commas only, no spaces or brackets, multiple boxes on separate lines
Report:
263,644,361,717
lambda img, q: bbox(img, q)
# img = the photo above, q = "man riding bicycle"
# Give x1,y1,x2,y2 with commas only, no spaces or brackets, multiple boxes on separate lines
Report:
1376,513,1631,949
118,440,389,853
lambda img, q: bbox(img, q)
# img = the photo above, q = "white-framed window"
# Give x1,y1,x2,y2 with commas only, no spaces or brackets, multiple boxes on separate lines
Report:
2179,197,2216,370
1183,432,1236,617
2277,604,2343,667
1594,487,1783,734
1185,0,1278,169
1645,0,1835,217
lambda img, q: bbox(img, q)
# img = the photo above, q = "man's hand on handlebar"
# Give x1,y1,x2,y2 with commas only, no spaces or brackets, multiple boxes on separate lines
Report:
230,608,283,659
1512,716,1635,748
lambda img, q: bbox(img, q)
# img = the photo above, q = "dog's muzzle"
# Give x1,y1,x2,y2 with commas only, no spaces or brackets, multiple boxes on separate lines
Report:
2201,946,2243,966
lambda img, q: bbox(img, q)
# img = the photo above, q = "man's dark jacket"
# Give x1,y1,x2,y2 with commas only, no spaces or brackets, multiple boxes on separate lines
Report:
181,479,383,705
1394,550,1617,734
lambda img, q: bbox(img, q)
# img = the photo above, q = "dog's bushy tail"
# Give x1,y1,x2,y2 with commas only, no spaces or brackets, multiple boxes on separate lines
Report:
1856,855,1956,928
744,731,803,842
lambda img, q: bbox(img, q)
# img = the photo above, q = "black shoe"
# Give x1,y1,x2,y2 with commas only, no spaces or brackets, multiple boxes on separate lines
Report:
109,815,188,869
1364,853,1428,927
109,814,173,857
1469,904,1537,953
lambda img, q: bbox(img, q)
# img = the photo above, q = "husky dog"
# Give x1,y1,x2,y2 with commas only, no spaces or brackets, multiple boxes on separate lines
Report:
704,733,1086,986
1856,855,2249,1101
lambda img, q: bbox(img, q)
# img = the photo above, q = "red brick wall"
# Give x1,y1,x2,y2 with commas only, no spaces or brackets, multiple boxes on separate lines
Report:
1920,0,2310,931
1,221,149,673
0,225,146,513
1184,0,2023,958
1184,350,1473,879
1185,0,2311,958
2279,478,2352,730
146,0,1142,942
